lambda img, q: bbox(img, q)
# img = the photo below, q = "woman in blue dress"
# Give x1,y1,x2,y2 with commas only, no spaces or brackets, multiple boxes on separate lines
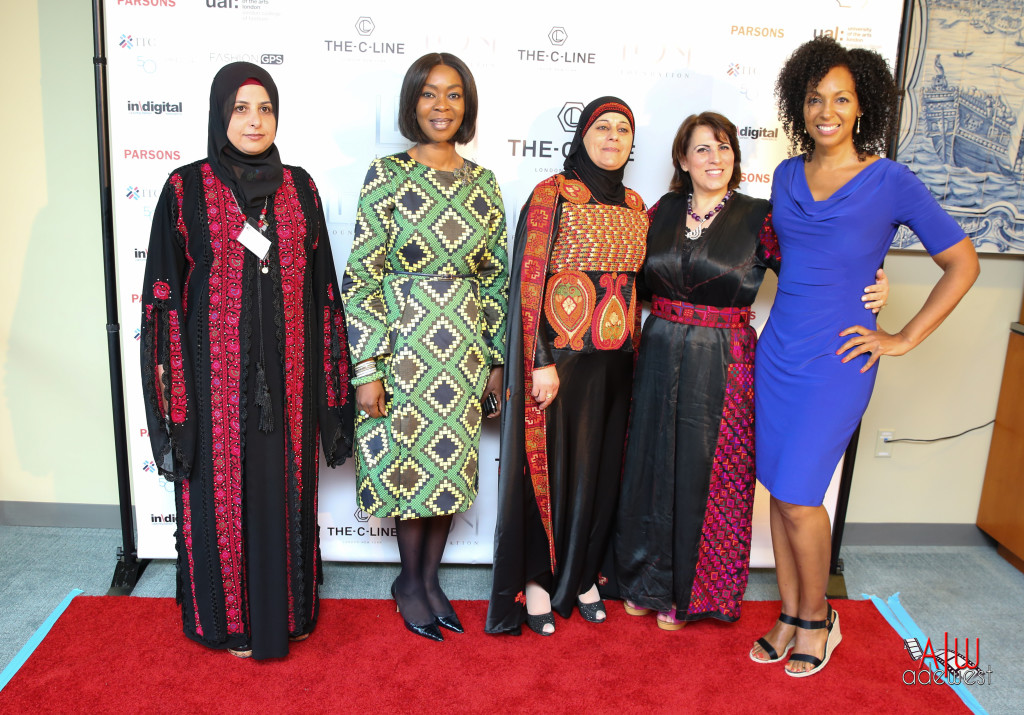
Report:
750,37,979,677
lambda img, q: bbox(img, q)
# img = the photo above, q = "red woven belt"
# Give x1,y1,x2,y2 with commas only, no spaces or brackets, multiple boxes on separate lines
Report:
650,296,751,329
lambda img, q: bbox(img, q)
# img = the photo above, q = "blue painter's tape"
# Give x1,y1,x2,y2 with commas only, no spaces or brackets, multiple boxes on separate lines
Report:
864,592,987,715
0,589,84,692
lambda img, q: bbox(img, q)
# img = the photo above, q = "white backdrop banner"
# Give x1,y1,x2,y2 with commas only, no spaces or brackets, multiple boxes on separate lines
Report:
105,0,904,563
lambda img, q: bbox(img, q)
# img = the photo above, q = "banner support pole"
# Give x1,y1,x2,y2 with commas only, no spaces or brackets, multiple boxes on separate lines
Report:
93,0,149,596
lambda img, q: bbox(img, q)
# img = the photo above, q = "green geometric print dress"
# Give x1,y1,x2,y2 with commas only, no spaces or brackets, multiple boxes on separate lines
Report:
342,153,508,519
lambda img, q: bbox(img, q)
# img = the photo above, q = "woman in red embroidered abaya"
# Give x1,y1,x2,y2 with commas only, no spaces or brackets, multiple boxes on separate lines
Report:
140,62,354,660
486,97,649,636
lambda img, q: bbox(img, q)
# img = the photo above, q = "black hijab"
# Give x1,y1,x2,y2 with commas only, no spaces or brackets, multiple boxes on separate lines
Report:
562,96,634,206
207,62,284,208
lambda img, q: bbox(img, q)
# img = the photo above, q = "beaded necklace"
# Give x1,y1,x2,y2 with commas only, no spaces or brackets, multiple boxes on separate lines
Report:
685,190,733,240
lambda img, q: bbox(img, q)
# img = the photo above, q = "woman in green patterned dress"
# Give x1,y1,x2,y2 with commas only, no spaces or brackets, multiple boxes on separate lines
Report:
342,53,508,641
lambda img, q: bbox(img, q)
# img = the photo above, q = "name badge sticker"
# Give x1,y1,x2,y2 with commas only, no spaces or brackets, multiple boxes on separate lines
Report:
235,222,271,261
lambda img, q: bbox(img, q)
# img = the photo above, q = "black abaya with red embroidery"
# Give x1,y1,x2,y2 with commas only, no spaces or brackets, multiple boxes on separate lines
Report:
140,161,354,659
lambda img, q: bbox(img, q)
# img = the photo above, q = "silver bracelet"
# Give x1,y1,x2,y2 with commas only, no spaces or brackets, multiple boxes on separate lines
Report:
354,360,377,378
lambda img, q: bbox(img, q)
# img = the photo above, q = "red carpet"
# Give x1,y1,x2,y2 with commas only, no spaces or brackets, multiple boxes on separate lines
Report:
0,597,966,713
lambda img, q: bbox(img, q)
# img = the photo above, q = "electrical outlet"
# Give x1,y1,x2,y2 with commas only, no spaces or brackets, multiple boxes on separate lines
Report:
875,430,895,458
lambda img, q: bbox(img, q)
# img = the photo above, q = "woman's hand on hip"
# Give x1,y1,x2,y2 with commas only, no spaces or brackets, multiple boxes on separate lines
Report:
356,380,387,418
531,365,559,410
837,325,912,372
862,267,889,314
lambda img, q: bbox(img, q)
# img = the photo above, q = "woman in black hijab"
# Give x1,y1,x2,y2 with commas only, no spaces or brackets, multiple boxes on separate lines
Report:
140,62,354,659
486,97,649,636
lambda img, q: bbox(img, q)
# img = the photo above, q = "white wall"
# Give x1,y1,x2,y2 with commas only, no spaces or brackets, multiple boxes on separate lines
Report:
848,252,1023,523
1,0,118,507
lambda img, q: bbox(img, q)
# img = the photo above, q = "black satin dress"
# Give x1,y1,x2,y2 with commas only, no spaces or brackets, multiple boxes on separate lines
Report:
613,191,777,622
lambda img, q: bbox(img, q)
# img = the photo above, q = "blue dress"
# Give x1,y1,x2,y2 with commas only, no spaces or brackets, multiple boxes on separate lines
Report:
755,157,963,506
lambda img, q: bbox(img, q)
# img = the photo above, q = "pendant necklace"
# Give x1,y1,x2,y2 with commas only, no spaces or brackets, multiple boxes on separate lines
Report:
229,190,269,233
686,190,733,240
452,162,472,187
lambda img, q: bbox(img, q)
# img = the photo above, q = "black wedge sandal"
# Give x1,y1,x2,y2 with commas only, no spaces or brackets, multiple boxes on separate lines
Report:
785,603,842,678
749,612,799,663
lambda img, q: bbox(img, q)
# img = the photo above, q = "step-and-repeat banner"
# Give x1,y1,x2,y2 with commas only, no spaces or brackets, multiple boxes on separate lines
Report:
106,0,903,562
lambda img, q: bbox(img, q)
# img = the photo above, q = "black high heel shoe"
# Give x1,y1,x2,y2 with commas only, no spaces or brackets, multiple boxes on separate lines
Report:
525,611,555,636
434,612,464,634
577,585,606,623
391,581,444,642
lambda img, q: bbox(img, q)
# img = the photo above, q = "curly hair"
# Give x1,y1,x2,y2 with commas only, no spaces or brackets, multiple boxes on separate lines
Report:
668,112,742,194
774,35,899,159
398,52,478,145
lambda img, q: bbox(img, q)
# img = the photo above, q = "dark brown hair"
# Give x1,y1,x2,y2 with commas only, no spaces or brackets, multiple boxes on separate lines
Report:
669,112,742,194
398,52,478,145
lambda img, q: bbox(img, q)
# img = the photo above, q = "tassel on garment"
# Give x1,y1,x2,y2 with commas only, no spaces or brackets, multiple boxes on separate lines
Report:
254,360,274,433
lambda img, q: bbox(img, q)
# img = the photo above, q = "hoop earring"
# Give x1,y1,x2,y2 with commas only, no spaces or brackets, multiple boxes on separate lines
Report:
855,115,862,134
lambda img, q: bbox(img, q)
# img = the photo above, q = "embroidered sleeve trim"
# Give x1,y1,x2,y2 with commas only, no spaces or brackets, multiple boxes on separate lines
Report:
179,482,204,636
170,173,195,316
518,175,562,573
331,307,351,407
323,307,338,408
274,166,311,632
167,309,187,424
759,211,781,266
